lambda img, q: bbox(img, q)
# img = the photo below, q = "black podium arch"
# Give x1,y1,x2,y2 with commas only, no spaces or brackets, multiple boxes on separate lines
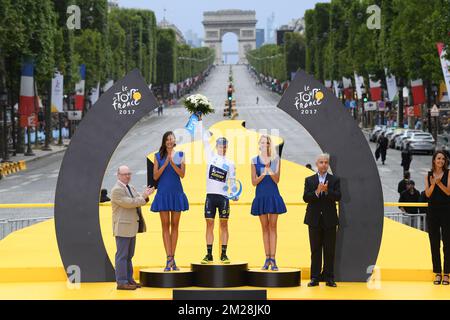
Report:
54,69,158,282
54,68,383,283
278,70,384,281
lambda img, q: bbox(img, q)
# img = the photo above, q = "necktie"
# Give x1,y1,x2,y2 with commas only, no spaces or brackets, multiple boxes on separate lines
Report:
126,185,144,224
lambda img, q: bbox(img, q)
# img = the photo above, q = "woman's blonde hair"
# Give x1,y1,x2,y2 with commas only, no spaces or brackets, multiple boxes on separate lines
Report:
258,135,277,160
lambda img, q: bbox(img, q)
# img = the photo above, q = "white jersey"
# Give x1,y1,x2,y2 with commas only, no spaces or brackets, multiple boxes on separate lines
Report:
196,121,236,196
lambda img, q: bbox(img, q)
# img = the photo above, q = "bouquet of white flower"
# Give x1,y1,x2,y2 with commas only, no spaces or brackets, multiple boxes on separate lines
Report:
183,94,215,116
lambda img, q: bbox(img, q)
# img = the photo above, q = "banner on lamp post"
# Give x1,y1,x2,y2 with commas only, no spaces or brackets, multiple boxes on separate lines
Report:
437,43,450,97
74,64,86,111
90,82,100,106
51,72,64,113
333,80,340,98
411,79,425,105
385,68,398,102
354,72,365,100
369,75,382,101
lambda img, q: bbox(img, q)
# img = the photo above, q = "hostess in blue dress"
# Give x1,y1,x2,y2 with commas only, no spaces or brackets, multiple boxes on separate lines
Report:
250,155,287,216
151,151,189,212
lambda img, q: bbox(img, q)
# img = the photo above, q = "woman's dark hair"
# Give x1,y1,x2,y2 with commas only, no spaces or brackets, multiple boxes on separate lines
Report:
431,150,449,173
159,131,176,159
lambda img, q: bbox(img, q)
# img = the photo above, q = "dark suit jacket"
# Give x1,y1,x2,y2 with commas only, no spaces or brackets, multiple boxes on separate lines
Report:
303,173,341,228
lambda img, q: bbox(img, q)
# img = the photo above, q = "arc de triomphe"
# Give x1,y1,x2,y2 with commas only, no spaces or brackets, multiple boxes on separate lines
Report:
202,10,257,64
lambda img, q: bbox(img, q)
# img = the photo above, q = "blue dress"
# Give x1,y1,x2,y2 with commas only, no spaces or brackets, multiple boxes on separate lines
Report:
250,156,287,216
150,151,189,212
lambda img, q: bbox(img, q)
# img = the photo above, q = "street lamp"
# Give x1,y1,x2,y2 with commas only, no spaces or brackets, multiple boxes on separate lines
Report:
1,89,9,161
431,104,440,141
432,83,438,105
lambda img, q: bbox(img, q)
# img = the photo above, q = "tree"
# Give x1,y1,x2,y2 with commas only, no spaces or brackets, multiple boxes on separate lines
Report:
284,32,306,78
156,28,177,92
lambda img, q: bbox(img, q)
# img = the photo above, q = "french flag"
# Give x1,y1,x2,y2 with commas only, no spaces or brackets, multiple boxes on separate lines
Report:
342,77,353,100
411,79,425,105
19,62,35,128
369,76,382,101
75,64,86,111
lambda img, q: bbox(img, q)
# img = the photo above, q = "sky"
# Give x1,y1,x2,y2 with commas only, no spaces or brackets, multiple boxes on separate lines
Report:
117,0,328,63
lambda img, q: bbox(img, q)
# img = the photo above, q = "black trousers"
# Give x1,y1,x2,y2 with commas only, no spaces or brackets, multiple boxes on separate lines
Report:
308,217,337,281
427,207,450,274
380,149,387,163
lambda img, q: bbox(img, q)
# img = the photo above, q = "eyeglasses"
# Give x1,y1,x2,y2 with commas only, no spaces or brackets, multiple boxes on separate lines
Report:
119,173,132,176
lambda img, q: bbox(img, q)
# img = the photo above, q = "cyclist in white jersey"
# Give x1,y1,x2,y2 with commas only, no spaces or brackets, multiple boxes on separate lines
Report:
195,117,238,264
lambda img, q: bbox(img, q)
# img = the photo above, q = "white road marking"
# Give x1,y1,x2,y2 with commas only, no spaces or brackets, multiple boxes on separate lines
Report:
28,174,43,179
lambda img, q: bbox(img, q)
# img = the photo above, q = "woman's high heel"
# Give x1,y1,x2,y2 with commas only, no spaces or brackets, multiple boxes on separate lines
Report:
261,257,271,270
433,273,442,285
164,256,172,272
270,258,279,271
171,256,180,271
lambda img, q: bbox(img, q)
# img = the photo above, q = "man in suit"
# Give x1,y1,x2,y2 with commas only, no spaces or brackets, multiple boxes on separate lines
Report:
303,153,341,288
111,165,154,290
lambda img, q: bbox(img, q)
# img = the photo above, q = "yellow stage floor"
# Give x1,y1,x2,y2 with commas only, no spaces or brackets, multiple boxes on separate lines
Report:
0,281,449,300
0,120,445,299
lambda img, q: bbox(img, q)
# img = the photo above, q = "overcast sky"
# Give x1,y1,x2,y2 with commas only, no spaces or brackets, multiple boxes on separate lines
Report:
117,0,328,62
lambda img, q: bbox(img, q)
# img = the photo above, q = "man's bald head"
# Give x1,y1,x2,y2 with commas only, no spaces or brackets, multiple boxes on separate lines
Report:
118,166,130,174
117,165,132,184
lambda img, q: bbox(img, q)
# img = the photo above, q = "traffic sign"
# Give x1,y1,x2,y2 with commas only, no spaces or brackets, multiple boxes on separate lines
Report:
430,105,440,117
67,110,83,121
364,101,377,111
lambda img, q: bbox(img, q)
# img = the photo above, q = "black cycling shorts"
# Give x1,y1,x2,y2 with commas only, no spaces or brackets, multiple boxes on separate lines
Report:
204,194,230,220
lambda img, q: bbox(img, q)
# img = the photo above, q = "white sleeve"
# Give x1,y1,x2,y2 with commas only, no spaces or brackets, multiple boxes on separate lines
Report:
229,162,236,180
196,121,213,160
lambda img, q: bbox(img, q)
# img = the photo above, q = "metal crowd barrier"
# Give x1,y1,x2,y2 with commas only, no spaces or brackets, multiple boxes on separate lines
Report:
385,212,427,231
0,217,50,240
0,202,430,240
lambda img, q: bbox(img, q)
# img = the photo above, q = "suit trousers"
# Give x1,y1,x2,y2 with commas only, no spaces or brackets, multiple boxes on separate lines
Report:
427,207,450,274
115,236,136,285
308,216,337,281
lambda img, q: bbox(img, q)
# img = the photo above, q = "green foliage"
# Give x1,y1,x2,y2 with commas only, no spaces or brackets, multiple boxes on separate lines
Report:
247,44,288,82
303,0,449,88
284,32,306,76
156,28,177,85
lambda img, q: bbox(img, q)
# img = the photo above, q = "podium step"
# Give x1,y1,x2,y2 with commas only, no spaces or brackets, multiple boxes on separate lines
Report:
140,268,194,288
191,262,248,288
140,264,301,288
247,268,301,287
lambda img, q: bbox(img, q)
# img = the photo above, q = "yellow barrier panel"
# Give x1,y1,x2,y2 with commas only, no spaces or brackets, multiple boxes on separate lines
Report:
0,161,27,177
18,161,26,171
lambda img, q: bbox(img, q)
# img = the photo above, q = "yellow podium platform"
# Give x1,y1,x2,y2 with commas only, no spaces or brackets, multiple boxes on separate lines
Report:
0,120,443,300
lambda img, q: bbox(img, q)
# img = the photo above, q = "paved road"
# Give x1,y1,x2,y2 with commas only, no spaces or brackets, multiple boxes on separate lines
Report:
0,65,433,219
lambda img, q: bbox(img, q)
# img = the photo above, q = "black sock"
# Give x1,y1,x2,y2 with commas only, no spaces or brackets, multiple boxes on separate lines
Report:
207,245,212,256
221,245,227,256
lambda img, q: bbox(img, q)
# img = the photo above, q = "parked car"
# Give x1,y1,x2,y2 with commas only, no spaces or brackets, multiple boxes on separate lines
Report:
394,130,422,150
402,132,435,154
389,129,406,148
369,125,385,142
384,128,396,141
436,134,450,158
375,127,391,141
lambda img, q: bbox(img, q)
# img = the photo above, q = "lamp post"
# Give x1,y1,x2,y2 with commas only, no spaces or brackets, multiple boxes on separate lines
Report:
431,104,440,142
427,83,438,134
397,79,405,128
1,89,9,162
59,95,66,146
42,79,52,151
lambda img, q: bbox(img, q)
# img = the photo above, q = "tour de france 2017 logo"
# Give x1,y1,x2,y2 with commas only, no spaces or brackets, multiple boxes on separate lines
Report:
112,86,142,115
294,86,325,115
